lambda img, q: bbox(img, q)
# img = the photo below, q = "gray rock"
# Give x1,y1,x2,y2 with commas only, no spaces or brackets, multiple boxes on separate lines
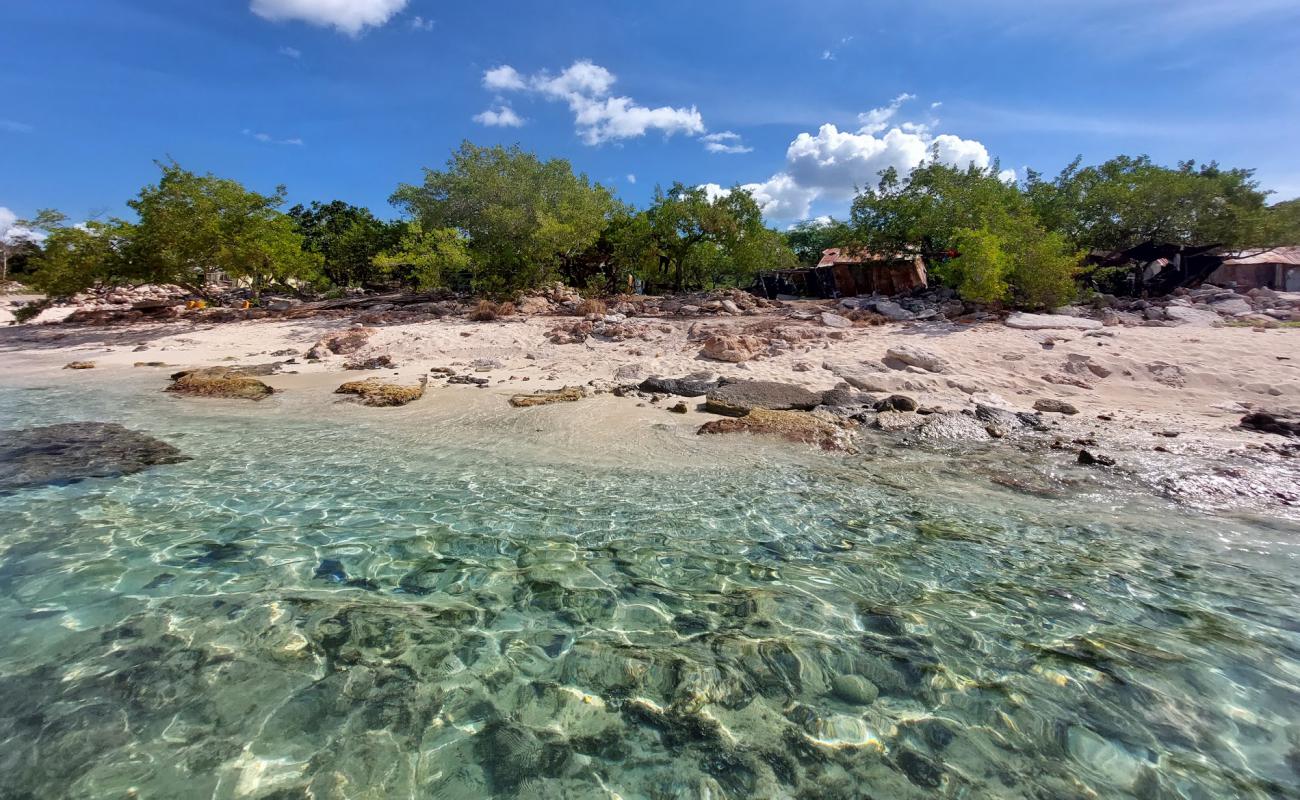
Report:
1165,305,1221,327
831,674,879,706
885,345,949,374
639,372,719,397
874,394,918,412
1210,296,1252,316
876,411,925,431
614,363,644,380
916,412,992,441
820,311,852,329
704,380,823,416
1005,312,1102,331
0,422,189,491
872,300,915,321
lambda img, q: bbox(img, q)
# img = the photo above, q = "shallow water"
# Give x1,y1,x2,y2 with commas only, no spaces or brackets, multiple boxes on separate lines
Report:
1,373,1298,799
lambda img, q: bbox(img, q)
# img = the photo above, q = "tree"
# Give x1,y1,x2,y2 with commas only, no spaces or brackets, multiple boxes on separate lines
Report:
287,200,403,288
372,222,470,290
126,161,320,296
27,219,133,297
785,217,853,266
1024,155,1272,250
2,210,65,283
390,142,615,296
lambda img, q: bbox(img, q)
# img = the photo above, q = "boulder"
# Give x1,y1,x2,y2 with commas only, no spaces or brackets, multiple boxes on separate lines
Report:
697,408,855,451
884,345,949,374
916,412,992,441
306,327,378,359
639,373,720,397
875,411,925,431
509,386,587,408
1077,449,1116,466
1004,312,1102,331
820,311,852,329
1164,305,1221,327
871,300,915,321
63,361,96,370
166,367,276,400
335,377,426,407
344,354,395,370
700,334,768,363
1033,398,1078,415
874,394,918,413
704,380,823,417
1210,296,1252,316
0,422,189,492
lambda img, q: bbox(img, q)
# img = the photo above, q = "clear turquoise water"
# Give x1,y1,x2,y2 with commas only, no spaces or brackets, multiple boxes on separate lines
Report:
1,373,1298,799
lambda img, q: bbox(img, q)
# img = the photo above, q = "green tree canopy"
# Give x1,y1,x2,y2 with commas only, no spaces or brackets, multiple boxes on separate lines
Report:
784,217,853,266
390,142,616,296
288,200,403,288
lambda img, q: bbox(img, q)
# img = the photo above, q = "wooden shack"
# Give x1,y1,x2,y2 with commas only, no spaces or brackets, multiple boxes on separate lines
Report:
1207,248,1300,291
815,248,927,296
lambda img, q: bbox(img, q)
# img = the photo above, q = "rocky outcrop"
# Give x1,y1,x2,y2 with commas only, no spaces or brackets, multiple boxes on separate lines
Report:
1240,411,1300,438
697,408,855,451
335,377,426,407
166,367,276,400
0,422,189,491
704,380,823,417
640,373,720,397
883,345,949,373
509,386,587,407
306,327,377,359
700,334,768,363
1005,313,1102,331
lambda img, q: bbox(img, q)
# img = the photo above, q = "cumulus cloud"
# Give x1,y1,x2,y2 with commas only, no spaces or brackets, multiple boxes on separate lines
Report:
249,0,408,36
473,105,525,128
701,131,753,154
478,60,704,145
713,96,993,221
0,207,42,244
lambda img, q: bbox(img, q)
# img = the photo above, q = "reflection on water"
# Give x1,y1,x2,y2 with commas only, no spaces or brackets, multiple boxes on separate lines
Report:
0,375,1298,798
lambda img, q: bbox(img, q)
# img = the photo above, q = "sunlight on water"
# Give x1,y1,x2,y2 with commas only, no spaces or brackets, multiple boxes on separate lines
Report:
1,374,1298,798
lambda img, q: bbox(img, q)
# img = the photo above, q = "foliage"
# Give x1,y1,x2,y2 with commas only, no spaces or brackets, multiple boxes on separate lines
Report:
288,200,403,288
28,219,134,297
1023,156,1272,250
940,227,1010,305
372,222,470,290
784,217,853,266
391,142,615,297
938,219,1080,309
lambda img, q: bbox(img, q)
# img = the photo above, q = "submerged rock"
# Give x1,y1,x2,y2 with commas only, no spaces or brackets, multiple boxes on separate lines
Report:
704,380,822,417
166,367,276,400
0,422,189,491
697,408,854,451
335,377,427,407
509,386,587,407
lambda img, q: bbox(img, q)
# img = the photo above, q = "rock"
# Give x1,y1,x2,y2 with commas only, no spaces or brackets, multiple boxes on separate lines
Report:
166,367,276,400
1063,354,1111,379
884,345,949,374
448,375,489,386
820,311,852,329
875,410,925,431
1034,398,1078,415
697,408,854,451
668,401,689,414
973,404,1027,430
819,382,857,407
1240,411,1300,438
1210,296,1252,316
306,327,377,359
344,354,394,370
471,358,504,369
1005,312,1102,331
516,295,554,315
639,373,720,397
871,300,915,321
1077,449,1116,466
335,377,426,407
509,386,587,407
704,380,823,416
1042,372,1093,389
916,412,992,441
700,334,768,363
0,422,190,492
721,299,741,314
874,394,918,413
614,364,644,380
830,674,878,706
1164,305,1221,327
63,361,96,369
1146,362,1186,388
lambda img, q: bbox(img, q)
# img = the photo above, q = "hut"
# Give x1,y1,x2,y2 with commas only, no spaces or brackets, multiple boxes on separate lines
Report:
1207,248,1300,291
815,248,927,296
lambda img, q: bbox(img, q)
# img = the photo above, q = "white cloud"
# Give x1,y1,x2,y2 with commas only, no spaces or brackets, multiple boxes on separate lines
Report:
249,0,408,36
278,45,301,58
0,207,43,244
483,65,528,92
409,15,434,30
821,50,835,61
712,96,993,221
481,60,705,145
626,174,636,184
998,168,1018,184
701,131,753,154
1,119,34,134
243,128,304,146
473,105,525,128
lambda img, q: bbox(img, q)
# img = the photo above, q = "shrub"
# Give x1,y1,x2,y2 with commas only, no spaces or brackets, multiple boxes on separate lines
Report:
468,300,500,321
576,298,607,317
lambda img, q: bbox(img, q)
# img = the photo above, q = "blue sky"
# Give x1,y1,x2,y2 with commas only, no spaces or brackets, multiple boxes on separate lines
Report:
2,0,1298,231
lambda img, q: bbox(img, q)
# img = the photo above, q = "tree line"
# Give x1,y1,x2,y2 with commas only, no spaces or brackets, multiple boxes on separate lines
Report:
9,142,1299,309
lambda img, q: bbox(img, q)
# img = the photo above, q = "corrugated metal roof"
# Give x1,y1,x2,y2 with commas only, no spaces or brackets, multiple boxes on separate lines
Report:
1219,247,1300,266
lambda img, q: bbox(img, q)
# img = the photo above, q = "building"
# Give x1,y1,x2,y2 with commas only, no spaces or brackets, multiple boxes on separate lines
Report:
815,248,928,296
1207,247,1300,291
